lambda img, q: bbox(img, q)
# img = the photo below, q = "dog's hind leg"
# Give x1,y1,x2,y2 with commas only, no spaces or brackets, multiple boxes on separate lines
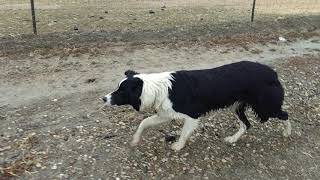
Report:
225,103,251,143
131,115,171,147
278,110,291,137
171,117,199,151
282,120,291,137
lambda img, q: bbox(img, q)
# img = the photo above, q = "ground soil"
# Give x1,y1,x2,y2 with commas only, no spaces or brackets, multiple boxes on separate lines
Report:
1,34,320,179
1,0,320,57
1,0,320,179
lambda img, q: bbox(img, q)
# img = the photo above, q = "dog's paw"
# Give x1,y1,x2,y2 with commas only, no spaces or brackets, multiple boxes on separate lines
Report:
283,121,291,137
224,136,238,143
171,142,184,151
283,129,291,137
130,135,140,147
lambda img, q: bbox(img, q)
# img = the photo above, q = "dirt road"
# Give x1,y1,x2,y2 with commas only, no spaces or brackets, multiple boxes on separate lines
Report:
1,34,320,179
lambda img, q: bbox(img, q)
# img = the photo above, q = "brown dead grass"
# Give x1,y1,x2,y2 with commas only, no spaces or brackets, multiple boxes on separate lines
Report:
0,133,42,179
0,154,37,178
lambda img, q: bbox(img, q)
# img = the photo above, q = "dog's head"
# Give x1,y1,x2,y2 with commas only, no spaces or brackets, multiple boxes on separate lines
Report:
102,70,143,111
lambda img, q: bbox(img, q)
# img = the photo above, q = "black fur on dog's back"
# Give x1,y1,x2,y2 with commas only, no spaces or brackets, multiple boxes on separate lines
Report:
168,61,287,121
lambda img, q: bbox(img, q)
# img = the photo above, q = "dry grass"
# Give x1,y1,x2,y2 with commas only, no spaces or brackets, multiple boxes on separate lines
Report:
0,154,37,178
0,133,42,178
0,0,319,37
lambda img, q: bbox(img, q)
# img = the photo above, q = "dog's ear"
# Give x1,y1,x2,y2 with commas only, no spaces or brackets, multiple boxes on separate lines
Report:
125,70,139,77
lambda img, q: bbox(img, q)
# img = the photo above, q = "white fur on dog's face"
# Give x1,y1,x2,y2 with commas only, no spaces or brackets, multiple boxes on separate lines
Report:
103,94,112,106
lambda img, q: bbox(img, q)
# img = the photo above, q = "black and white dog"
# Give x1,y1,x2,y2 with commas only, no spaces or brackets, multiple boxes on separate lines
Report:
102,61,291,151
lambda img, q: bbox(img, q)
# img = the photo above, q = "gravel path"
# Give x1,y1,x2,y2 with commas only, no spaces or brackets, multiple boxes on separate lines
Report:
0,36,319,179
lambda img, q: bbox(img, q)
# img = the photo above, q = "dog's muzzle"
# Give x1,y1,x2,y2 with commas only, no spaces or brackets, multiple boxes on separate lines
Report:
102,94,112,105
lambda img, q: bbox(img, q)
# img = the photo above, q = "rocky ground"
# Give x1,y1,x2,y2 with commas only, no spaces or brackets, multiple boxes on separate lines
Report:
1,1,320,179
0,33,319,179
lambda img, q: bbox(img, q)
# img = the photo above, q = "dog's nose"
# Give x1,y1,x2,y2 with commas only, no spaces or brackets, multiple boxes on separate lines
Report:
102,97,107,102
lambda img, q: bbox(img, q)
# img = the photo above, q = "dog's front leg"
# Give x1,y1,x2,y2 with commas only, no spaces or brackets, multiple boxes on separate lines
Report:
171,117,199,151
131,115,171,147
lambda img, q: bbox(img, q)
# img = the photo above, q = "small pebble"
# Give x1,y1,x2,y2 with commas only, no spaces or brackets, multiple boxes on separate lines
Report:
221,159,227,163
161,158,168,162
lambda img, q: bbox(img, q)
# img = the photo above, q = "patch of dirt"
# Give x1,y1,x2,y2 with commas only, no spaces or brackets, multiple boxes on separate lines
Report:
1,0,320,58
1,35,319,107
0,34,319,179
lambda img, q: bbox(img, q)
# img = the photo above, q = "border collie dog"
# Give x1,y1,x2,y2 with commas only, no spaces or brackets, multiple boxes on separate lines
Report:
102,61,291,151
